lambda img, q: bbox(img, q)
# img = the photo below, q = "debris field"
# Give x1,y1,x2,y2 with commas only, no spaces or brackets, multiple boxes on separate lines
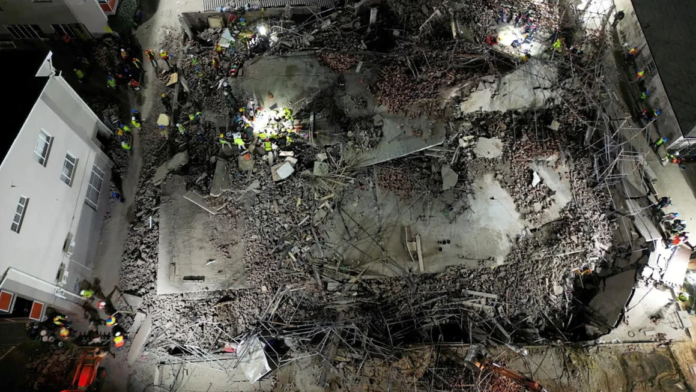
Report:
104,0,635,390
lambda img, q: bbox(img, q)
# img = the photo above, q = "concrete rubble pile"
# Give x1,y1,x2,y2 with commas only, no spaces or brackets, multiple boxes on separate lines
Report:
106,0,636,388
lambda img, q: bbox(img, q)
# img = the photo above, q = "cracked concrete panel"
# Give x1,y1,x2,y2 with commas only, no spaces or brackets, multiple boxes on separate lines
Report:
459,60,560,113
157,175,248,294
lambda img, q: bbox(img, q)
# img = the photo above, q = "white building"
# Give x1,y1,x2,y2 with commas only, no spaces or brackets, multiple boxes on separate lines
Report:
0,51,113,321
0,0,117,46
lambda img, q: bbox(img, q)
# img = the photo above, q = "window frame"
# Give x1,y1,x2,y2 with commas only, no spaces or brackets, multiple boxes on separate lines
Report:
34,129,53,166
85,164,104,210
11,196,29,233
60,153,78,186
4,24,42,40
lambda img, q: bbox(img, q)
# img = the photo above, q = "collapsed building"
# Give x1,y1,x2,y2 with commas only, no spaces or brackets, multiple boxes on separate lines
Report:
101,0,691,390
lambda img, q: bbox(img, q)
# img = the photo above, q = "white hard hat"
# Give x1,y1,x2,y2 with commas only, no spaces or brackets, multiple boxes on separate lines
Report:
176,123,181,127
223,92,229,96
115,331,122,336
132,116,136,120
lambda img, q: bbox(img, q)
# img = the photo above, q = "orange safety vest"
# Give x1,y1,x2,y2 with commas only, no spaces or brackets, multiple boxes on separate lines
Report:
145,50,155,60
114,335,125,347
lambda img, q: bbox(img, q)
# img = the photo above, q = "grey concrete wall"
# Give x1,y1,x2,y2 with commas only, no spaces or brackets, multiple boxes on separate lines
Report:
0,0,109,37
613,0,687,147
0,76,112,298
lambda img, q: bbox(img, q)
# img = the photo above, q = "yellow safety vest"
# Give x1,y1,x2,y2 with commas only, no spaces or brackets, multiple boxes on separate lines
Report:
264,141,272,151
234,137,244,146
114,335,125,347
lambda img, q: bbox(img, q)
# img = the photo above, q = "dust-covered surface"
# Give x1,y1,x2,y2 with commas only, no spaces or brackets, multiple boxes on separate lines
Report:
27,0,687,389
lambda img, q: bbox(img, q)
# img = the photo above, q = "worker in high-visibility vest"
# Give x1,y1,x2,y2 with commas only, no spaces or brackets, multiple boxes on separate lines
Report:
636,68,645,80
131,117,141,128
132,57,143,70
59,327,70,338
113,331,125,348
264,138,272,152
177,123,186,135
552,38,562,51
233,132,245,150
145,49,157,67
159,50,171,67
120,124,131,133
74,68,85,83
53,315,68,326
80,289,94,298
120,48,128,61
212,57,220,69
105,317,117,327
215,44,223,54
121,141,132,150
107,75,116,89
219,134,231,150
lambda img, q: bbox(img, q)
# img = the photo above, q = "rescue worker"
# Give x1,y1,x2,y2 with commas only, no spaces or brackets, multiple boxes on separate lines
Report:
106,316,117,327
80,289,94,299
131,117,141,128
650,136,667,153
132,57,144,72
159,125,168,138
264,138,272,152
219,134,231,150
131,109,141,121
233,132,245,150
212,57,220,69
215,44,223,54
53,314,68,326
224,91,234,107
129,78,140,91
74,68,85,83
120,124,131,133
657,196,672,209
191,55,199,66
59,327,70,338
121,141,132,150
159,50,171,67
113,331,125,349
552,38,562,52
120,48,128,61
195,66,204,77
636,68,645,80
177,123,186,135
161,93,172,112
639,89,650,101
107,75,117,89
98,301,107,310
145,49,157,67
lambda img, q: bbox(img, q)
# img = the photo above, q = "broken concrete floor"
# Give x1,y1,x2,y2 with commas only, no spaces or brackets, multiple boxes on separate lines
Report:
157,175,248,294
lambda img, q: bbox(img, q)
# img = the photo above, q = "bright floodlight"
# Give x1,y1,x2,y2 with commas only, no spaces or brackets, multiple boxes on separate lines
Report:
258,25,268,36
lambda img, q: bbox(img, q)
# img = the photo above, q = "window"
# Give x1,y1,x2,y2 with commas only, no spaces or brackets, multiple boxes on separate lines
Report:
51,24,84,38
60,153,77,186
11,196,28,233
4,24,43,39
62,232,75,255
85,164,104,210
645,55,658,76
34,130,52,166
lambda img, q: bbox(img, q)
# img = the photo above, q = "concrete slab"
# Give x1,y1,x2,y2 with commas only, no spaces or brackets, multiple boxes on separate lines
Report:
210,158,232,197
588,270,636,328
236,55,337,115
158,175,248,294
183,190,225,215
320,171,525,276
166,151,189,171
158,358,274,391
353,115,447,167
459,60,560,113
441,164,458,190
127,314,151,365
474,137,503,159
153,163,169,184
664,246,690,287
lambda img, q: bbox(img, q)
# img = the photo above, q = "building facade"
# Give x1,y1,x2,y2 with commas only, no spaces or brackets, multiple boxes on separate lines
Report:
612,0,696,151
0,0,116,47
0,51,113,321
